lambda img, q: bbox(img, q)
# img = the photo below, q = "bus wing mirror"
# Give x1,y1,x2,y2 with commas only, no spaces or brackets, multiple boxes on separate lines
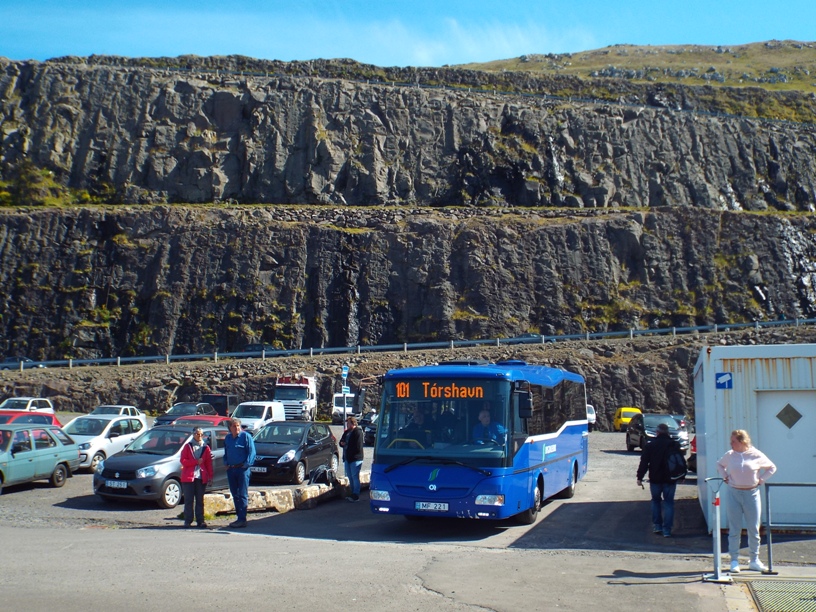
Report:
518,392,533,419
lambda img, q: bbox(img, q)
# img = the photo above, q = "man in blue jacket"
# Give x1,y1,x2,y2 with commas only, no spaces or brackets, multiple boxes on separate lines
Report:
224,417,256,528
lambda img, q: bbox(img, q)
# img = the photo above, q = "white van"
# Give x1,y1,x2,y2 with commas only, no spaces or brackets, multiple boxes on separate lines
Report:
231,401,285,432
331,392,357,424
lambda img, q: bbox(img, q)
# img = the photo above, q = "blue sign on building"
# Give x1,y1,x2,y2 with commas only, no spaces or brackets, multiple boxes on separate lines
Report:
715,372,733,389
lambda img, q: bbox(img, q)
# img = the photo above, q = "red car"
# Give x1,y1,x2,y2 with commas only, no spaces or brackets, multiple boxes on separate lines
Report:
172,415,232,427
0,411,62,426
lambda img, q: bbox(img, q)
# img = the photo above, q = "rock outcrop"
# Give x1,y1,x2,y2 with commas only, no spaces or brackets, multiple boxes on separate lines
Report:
1,57,815,209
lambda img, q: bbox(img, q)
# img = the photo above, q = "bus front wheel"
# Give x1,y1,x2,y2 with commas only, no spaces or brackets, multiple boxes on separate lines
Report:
515,483,541,525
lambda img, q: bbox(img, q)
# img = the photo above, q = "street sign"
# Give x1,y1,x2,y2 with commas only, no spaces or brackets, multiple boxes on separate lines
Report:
715,372,733,389
342,385,350,394
342,364,349,380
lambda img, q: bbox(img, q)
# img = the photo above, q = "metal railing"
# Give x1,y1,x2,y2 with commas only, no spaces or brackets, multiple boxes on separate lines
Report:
5,317,816,371
764,481,816,573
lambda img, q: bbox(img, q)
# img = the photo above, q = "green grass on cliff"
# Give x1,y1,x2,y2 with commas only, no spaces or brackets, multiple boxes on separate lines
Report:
459,40,816,94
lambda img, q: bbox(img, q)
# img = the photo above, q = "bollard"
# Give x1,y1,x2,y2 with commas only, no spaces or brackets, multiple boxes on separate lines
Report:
703,477,732,583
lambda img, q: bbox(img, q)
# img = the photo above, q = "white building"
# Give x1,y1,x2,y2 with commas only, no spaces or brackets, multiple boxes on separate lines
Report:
693,344,816,531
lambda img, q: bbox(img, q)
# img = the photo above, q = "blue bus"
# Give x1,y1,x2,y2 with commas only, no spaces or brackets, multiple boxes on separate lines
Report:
369,360,589,523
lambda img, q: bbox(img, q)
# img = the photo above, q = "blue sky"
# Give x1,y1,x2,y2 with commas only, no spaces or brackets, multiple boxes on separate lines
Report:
2,0,815,67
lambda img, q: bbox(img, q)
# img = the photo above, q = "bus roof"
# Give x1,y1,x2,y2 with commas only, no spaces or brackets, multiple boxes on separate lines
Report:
383,360,584,387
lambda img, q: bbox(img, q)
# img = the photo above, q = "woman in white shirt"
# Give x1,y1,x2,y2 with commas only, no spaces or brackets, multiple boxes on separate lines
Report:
716,429,776,574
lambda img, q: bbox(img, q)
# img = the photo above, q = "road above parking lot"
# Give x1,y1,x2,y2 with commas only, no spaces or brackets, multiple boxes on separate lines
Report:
2,433,813,611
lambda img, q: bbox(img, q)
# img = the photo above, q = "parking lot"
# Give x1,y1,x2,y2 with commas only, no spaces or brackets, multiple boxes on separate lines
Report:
2,431,814,611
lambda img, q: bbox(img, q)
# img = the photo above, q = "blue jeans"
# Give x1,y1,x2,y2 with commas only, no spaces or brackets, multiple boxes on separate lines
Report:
227,467,250,521
345,460,363,496
650,482,677,535
725,486,762,561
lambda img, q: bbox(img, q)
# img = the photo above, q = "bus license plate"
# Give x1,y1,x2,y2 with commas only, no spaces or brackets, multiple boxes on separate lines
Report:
415,501,448,512
250,466,267,473
106,480,127,489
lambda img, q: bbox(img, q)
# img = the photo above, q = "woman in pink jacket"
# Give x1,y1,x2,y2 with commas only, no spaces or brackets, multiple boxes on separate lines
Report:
716,429,776,574
180,428,214,528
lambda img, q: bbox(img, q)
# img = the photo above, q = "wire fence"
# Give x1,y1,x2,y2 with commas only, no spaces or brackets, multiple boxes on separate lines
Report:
5,317,816,372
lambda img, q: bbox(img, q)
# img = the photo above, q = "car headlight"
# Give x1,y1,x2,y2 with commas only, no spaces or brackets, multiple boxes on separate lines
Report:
370,490,391,501
646,431,656,437
136,466,157,479
95,459,105,474
278,450,296,463
78,442,91,450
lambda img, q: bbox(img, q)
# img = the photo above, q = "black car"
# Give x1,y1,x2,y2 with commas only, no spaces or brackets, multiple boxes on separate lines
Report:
359,412,379,446
250,422,339,484
153,402,217,426
93,424,229,508
626,413,689,452
505,333,544,345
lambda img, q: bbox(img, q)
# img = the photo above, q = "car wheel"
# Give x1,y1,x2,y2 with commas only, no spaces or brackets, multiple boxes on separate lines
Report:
626,436,635,452
89,452,105,472
50,464,68,488
157,478,182,509
292,462,306,485
557,463,578,499
515,482,542,525
329,454,339,472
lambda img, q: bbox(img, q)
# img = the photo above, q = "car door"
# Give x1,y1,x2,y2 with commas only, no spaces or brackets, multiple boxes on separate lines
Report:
6,429,36,484
32,428,61,478
303,424,327,469
106,418,140,456
206,429,229,490
628,414,643,447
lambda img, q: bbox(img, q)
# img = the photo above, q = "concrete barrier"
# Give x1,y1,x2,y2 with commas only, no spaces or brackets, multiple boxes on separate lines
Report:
204,471,370,516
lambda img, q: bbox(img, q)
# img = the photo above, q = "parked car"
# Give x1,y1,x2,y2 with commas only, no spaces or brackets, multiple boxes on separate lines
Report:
687,435,697,473
0,397,55,414
359,412,379,446
200,393,239,417
0,411,62,426
153,402,216,427
613,406,641,432
244,343,276,354
231,401,285,432
0,424,80,494
505,333,544,345
670,413,691,431
250,421,339,484
172,415,233,427
90,404,144,418
63,415,146,471
93,424,229,508
625,413,690,452
586,404,597,432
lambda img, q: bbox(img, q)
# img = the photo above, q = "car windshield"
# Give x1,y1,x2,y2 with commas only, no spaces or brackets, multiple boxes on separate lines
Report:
0,399,30,410
643,415,679,429
275,387,308,400
333,396,353,408
91,406,121,415
233,404,265,419
64,418,107,436
127,429,189,455
255,424,305,444
166,404,197,416
622,409,639,418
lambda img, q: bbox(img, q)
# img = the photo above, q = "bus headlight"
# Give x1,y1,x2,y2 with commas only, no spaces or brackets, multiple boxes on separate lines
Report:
370,490,391,501
475,494,505,506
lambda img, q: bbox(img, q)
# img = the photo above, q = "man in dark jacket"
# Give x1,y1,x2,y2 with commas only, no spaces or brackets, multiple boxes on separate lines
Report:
636,422,681,537
340,416,365,502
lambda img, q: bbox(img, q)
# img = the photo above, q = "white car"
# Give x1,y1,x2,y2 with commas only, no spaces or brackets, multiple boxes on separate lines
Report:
231,401,285,432
0,397,55,414
586,404,597,432
89,404,147,427
63,415,146,471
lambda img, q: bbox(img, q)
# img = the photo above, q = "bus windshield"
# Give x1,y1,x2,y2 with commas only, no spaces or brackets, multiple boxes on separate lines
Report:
375,378,512,467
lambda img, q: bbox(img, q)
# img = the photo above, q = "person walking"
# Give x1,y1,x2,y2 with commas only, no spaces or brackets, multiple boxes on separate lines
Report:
716,429,776,573
224,417,256,528
340,416,364,502
180,427,213,528
636,422,681,537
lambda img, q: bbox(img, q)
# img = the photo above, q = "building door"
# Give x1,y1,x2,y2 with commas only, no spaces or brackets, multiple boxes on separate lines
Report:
756,390,816,527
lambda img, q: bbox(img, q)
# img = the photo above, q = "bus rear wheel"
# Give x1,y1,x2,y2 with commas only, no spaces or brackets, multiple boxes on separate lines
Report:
515,483,541,525
557,463,578,499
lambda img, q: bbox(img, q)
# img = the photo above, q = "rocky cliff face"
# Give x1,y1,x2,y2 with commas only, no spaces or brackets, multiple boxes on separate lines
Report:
1,205,815,360
1,58,815,210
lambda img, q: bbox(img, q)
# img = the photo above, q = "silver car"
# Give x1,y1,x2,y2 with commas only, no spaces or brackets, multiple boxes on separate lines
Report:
63,415,145,471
